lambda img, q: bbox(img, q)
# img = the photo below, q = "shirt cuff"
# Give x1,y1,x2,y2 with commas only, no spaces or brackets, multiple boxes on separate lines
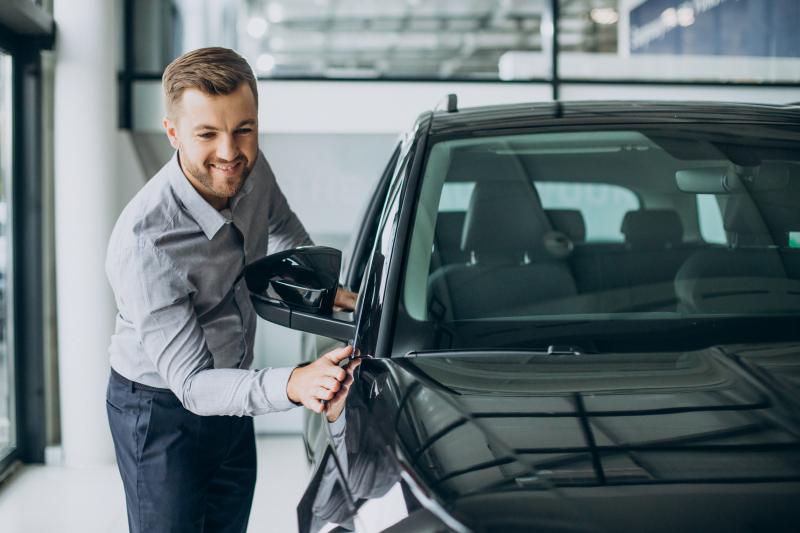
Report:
262,366,296,411
327,408,347,437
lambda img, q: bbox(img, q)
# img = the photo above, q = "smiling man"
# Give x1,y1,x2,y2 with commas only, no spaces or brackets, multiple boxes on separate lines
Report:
105,47,357,533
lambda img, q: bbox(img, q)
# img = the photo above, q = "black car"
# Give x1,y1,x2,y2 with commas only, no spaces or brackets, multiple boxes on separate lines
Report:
246,100,800,533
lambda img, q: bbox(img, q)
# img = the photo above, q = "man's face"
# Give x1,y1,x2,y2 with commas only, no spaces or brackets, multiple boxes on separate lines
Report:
163,83,258,210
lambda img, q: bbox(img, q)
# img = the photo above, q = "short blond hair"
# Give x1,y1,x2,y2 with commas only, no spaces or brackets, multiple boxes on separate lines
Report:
162,47,258,117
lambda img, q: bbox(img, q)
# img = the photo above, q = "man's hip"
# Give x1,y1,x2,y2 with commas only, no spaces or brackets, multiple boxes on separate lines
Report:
106,369,256,533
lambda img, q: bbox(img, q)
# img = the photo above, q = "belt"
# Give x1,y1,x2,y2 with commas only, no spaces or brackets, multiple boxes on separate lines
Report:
111,368,173,394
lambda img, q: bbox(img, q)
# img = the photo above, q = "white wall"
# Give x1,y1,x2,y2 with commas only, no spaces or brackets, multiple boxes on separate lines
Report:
132,79,553,133
54,0,120,467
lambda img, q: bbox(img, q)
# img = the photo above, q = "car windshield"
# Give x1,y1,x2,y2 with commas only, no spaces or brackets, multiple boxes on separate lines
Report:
401,124,800,348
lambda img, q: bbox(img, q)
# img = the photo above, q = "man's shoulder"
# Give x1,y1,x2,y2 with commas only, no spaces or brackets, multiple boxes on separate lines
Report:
110,163,183,250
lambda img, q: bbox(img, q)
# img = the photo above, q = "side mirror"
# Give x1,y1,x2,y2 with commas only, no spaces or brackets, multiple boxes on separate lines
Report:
245,246,356,341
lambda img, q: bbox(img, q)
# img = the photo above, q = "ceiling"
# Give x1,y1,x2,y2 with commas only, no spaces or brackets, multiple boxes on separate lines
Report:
174,0,620,79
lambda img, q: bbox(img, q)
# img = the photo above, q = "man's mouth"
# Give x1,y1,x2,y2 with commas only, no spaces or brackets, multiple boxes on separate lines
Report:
210,160,243,174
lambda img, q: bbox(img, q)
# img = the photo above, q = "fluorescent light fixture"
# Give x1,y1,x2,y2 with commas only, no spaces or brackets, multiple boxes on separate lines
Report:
257,53,276,73
590,7,619,25
660,7,678,28
267,2,285,23
677,6,695,26
247,17,268,39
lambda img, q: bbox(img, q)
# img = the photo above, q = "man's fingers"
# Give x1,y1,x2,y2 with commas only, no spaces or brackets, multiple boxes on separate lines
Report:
316,386,335,401
334,288,358,311
307,399,324,413
317,376,341,392
324,345,353,364
324,365,347,382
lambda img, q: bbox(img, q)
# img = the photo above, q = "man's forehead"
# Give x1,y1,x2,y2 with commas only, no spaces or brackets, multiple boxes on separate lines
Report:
174,85,257,124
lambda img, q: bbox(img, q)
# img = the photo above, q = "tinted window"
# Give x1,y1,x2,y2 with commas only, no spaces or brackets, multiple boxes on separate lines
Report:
403,127,800,325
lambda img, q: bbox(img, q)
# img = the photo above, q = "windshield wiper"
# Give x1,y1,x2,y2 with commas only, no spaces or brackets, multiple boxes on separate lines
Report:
404,346,589,358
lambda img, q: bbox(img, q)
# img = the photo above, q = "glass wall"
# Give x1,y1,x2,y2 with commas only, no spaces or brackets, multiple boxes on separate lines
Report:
558,0,800,83
127,0,799,84
0,52,15,462
130,0,552,80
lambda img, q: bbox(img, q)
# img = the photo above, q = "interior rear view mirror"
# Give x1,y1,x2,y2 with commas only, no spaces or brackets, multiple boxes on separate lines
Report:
245,246,356,341
676,163,790,194
675,167,744,193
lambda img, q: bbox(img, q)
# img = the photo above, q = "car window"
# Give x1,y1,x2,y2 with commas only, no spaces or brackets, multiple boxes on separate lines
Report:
402,127,800,324
696,193,727,244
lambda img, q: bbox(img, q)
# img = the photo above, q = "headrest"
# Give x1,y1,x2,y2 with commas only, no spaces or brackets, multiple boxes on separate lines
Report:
461,181,547,262
621,210,683,247
545,209,586,243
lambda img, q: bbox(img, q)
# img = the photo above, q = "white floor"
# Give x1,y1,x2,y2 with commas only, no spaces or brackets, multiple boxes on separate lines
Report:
0,435,310,533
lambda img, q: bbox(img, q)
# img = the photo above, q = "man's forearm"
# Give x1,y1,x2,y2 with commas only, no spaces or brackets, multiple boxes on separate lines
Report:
179,366,296,417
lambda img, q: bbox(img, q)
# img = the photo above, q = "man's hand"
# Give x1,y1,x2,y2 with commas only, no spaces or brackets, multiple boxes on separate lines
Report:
287,345,352,414
334,287,358,312
325,357,361,422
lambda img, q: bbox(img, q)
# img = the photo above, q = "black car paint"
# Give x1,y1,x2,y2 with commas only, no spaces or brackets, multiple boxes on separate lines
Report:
307,344,800,532
291,102,800,532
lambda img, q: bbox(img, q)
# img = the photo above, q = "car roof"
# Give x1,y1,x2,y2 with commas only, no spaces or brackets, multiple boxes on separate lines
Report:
427,100,800,136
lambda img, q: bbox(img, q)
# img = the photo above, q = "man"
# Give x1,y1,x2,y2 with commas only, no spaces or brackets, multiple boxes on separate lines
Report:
105,47,358,533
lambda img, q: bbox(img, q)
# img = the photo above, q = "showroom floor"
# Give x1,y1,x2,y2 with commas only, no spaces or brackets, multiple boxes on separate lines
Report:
0,435,309,533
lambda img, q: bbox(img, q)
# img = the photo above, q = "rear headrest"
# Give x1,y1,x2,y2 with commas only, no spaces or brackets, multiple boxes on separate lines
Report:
461,181,547,262
621,210,683,247
545,209,586,243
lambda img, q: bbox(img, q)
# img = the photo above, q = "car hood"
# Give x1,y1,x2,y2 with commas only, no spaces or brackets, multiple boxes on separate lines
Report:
364,342,800,500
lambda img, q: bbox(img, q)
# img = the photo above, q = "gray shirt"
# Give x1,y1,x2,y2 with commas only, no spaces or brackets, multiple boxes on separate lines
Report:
106,150,312,416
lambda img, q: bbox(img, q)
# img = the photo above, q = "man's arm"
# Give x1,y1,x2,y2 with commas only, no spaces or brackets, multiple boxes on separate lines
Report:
112,242,346,417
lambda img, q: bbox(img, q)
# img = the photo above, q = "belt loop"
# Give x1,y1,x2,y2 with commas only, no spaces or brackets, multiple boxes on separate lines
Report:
130,379,136,393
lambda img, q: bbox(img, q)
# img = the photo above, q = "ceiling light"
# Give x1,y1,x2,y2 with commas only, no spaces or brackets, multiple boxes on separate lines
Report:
267,2,285,23
257,54,276,73
677,6,695,26
660,7,678,28
247,17,268,39
590,7,619,25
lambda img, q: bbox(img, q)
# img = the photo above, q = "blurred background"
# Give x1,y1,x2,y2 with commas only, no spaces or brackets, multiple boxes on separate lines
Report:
0,0,798,531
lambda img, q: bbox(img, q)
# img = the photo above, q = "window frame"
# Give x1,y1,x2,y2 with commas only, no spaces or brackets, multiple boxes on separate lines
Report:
0,1,54,478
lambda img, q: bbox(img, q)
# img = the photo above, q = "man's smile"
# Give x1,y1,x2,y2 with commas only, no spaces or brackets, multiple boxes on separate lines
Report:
209,160,243,176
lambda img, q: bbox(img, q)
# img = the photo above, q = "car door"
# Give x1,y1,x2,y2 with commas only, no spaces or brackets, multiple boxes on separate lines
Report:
301,142,401,460
298,121,432,532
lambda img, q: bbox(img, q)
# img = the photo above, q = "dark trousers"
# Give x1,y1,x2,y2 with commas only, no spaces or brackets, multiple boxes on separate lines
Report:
106,370,257,533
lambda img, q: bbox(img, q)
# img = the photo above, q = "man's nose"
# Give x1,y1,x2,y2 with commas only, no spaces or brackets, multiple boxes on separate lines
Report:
216,134,240,161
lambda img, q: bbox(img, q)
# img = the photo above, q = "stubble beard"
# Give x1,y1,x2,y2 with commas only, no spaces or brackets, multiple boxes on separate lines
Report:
183,155,254,200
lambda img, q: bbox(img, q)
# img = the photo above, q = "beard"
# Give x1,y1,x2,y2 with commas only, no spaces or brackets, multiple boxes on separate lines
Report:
183,155,254,199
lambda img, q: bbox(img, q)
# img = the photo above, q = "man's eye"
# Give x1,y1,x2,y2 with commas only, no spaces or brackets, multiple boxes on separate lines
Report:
198,132,215,139
236,128,253,135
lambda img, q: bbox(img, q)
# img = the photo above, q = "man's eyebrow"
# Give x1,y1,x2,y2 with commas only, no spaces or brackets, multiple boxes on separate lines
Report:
193,119,256,132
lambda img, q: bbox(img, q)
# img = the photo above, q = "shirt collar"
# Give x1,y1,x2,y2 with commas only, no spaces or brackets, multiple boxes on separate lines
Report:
167,152,228,240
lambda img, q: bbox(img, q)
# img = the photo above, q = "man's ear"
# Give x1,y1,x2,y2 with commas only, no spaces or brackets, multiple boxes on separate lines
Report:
163,116,180,150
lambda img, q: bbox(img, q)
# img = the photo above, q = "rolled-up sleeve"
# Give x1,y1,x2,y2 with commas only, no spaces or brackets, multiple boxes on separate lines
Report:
112,241,296,416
